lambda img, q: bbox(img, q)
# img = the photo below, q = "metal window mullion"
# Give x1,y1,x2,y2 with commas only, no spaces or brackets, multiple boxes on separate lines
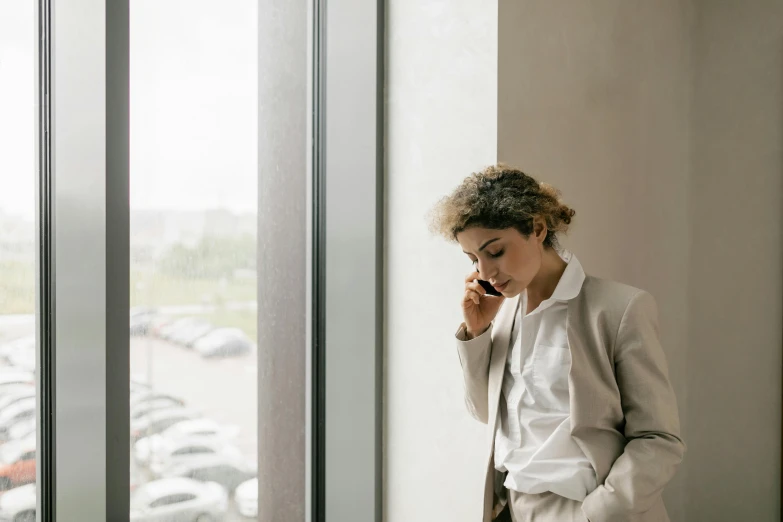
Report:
321,1,384,521
49,0,129,520
36,0,55,520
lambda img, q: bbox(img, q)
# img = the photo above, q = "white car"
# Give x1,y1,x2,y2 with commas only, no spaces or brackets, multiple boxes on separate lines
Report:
162,454,257,493
193,328,252,358
131,391,185,408
169,320,212,347
129,478,227,522
0,372,34,389
234,477,258,518
149,436,241,477
0,386,35,413
0,483,35,522
0,336,34,364
135,419,239,466
160,318,201,342
6,419,35,444
6,350,34,373
132,408,201,441
0,398,35,441
131,398,186,421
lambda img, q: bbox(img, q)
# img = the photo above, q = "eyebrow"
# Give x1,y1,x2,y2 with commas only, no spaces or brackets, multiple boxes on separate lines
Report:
463,237,501,255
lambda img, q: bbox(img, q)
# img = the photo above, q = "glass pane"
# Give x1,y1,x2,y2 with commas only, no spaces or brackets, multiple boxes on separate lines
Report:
0,1,38,519
129,1,257,520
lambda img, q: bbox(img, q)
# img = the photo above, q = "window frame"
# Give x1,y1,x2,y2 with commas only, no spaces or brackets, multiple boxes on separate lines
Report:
39,0,385,520
43,0,130,520
313,0,385,520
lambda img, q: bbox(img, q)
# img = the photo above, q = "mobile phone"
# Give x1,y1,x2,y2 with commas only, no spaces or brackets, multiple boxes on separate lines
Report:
478,279,502,297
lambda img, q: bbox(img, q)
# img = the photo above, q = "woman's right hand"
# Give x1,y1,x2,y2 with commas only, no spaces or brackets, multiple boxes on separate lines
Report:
462,271,505,338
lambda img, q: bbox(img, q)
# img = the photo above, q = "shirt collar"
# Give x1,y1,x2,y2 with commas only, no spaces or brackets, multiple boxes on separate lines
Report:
550,249,585,302
520,250,585,316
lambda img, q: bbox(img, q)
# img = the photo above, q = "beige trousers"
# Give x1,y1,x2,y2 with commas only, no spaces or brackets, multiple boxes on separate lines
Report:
507,491,588,522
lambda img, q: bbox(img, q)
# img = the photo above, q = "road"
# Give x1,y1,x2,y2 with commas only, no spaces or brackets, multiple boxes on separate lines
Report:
130,336,258,457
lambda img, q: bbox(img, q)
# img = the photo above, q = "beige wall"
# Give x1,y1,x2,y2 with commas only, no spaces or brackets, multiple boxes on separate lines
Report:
498,0,783,520
497,1,691,518
687,1,783,520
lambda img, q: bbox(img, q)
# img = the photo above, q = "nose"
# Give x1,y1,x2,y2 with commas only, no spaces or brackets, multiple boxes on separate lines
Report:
476,259,497,281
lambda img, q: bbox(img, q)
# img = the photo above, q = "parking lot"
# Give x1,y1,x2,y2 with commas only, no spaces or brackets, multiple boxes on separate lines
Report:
130,336,257,457
0,316,259,521
130,334,258,521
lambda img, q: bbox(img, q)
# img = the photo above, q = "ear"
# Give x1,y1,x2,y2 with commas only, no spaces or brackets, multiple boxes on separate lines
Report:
532,217,547,243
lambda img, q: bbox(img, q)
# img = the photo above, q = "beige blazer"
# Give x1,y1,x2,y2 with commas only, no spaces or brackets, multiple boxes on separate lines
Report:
457,275,685,522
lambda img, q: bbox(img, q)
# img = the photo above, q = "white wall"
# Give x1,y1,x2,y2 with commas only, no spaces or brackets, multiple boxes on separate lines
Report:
385,2,497,521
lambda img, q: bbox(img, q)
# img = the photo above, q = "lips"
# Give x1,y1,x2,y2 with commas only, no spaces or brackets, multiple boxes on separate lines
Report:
493,281,509,292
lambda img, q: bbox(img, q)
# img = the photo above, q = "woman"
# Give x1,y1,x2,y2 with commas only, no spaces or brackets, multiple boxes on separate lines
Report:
429,165,684,522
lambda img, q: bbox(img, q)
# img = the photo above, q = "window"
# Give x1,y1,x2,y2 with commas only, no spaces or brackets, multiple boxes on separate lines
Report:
129,1,258,517
0,0,37,510
7,0,382,519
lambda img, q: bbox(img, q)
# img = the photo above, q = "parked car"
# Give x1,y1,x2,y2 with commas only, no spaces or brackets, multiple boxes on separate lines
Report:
162,454,257,493
6,419,35,445
0,399,36,441
0,336,34,364
130,307,158,337
0,384,34,400
129,478,227,522
0,436,36,491
130,378,153,395
0,386,35,413
132,408,202,441
0,483,35,522
135,419,239,466
6,350,34,373
149,316,175,338
234,477,258,518
193,328,252,358
131,391,186,409
170,320,212,348
0,372,34,390
160,318,201,342
149,436,241,477
131,398,187,422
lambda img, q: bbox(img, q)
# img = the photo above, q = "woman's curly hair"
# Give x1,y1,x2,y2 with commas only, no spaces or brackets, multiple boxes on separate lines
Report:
428,164,575,250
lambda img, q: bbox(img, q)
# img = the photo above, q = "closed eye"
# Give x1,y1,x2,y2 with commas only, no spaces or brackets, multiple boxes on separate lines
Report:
489,249,504,259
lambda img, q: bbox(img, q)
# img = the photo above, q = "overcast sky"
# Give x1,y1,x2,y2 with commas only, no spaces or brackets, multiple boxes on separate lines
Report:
0,0,258,219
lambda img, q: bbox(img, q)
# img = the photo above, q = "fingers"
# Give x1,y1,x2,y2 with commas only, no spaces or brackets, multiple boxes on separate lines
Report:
464,270,480,283
465,281,485,296
463,288,483,306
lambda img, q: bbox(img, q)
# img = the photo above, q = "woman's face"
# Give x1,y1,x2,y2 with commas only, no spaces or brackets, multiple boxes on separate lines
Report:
456,222,546,298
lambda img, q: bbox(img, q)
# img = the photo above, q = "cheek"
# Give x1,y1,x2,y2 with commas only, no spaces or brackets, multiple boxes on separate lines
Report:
504,251,535,282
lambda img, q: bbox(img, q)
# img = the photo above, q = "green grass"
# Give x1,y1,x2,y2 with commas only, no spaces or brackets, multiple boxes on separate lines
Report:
0,261,35,315
131,271,257,342
0,265,257,336
130,271,256,307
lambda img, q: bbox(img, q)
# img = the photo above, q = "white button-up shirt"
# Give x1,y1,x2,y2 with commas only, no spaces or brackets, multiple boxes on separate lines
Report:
494,251,597,502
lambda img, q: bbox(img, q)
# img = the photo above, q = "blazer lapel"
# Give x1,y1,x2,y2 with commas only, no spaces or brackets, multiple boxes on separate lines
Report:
487,295,520,437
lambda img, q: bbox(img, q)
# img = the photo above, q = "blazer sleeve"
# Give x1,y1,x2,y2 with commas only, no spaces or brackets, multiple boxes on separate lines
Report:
455,323,493,424
582,291,686,522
